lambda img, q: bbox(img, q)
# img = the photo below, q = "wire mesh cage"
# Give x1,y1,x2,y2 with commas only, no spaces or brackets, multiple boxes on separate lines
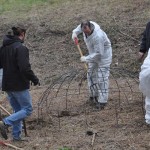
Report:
37,67,142,128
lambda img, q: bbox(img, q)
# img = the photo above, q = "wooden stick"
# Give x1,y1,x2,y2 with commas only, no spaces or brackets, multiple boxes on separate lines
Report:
4,142,24,150
22,119,28,137
74,38,88,70
91,132,96,146
0,105,11,115
0,141,24,150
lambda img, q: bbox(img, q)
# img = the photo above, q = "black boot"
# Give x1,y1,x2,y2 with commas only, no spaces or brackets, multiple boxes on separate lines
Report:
100,103,107,109
96,102,107,110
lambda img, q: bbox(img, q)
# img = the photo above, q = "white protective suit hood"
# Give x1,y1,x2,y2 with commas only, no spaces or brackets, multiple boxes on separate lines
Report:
139,48,150,97
72,21,112,67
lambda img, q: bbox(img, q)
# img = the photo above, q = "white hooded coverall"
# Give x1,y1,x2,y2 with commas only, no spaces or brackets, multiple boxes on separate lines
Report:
72,21,112,103
139,48,150,124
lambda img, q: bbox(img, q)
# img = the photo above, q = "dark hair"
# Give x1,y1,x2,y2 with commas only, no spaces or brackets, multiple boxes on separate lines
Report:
81,20,91,29
12,27,26,36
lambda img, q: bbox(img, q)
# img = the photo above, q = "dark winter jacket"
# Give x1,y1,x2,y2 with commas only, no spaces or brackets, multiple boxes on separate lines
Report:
140,21,150,53
0,35,39,91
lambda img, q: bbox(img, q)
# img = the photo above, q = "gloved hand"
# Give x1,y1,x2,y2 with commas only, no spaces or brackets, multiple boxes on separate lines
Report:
72,32,78,42
31,78,40,86
80,56,87,62
31,81,40,86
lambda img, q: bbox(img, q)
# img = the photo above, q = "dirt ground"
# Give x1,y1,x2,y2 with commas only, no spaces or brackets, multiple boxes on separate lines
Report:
0,0,150,149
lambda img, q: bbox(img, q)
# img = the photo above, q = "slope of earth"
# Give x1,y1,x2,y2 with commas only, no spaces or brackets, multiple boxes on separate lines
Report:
0,0,150,149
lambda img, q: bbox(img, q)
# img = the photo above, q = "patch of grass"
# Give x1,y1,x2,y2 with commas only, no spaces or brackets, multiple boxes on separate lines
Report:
0,0,70,14
0,0,47,13
58,148,72,150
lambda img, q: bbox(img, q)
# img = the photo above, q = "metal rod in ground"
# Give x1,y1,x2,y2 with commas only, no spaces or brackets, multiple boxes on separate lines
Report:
23,119,28,137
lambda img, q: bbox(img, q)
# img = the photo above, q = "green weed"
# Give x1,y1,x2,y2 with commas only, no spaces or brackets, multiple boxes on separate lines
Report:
58,147,72,150
0,0,64,14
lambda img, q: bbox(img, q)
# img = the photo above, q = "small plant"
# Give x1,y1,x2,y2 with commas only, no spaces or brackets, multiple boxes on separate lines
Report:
58,147,72,150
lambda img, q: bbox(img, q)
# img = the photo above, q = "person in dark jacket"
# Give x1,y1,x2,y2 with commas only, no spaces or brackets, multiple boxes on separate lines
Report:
139,21,150,61
0,26,39,140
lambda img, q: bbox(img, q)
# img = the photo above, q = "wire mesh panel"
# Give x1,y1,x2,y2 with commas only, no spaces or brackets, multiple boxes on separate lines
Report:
37,67,141,123
34,67,144,149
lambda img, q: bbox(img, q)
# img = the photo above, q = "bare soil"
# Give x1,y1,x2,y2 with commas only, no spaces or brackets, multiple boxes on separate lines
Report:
0,0,150,149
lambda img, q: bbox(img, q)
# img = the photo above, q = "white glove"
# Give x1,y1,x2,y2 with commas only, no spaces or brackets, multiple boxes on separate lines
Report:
80,56,87,62
72,32,78,41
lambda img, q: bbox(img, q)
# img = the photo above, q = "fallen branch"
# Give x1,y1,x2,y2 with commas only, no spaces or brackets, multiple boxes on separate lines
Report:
0,141,24,150
113,16,140,43
0,105,11,115
118,29,140,43
91,132,96,146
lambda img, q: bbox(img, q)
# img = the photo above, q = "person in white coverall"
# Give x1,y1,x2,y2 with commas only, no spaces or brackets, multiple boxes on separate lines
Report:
72,21,112,109
139,48,150,124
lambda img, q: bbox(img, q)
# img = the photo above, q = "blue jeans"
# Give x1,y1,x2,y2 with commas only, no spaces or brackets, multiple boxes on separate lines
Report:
3,89,33,139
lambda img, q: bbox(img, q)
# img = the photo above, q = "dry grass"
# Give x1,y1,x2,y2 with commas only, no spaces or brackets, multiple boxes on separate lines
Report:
0,0,150,149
